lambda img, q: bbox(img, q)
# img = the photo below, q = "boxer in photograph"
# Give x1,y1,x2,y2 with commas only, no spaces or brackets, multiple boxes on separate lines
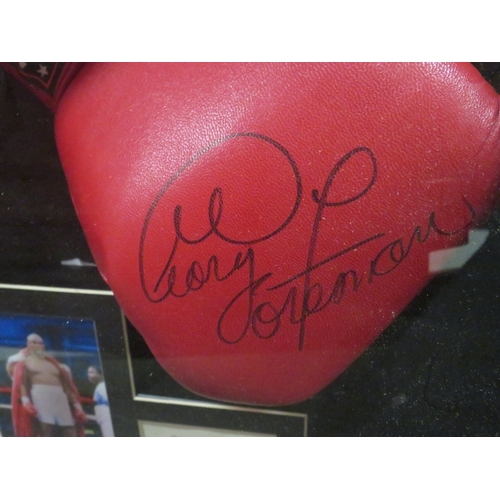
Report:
87,365,114,437
8,333,87,437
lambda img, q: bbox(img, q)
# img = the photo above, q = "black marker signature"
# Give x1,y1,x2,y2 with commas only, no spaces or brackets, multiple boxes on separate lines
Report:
139,134,475,351
139,132,301,303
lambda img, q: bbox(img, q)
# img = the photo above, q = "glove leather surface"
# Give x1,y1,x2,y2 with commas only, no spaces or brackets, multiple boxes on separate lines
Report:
55,63,500,405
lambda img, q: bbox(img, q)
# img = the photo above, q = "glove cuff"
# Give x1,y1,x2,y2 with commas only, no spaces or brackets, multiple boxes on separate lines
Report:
0,63,85,112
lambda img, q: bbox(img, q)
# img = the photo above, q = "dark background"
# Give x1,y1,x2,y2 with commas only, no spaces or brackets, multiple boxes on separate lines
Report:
1,63,499,436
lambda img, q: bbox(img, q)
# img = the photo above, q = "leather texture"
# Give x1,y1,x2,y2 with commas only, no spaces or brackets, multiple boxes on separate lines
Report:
54,63,500,405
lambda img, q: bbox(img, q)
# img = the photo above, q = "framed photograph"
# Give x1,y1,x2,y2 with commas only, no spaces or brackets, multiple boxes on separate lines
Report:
0,283,124,437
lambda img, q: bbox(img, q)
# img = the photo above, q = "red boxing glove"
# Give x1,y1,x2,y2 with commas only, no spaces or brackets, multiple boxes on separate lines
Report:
4,63,500,406
22,399,37,418
73,403,87,424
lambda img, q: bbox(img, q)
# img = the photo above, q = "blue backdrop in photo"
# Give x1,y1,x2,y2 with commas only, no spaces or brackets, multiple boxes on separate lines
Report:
0,314,100,391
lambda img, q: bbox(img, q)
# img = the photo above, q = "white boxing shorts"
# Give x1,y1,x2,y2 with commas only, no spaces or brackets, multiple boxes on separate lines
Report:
31,384,75,426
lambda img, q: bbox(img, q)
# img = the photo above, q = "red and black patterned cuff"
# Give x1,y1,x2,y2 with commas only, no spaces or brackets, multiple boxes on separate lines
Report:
0,62,85,111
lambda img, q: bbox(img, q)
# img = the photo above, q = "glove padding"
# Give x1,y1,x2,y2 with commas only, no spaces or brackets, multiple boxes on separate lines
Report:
22,401,37,418
73,403,87,423
55,63,500,405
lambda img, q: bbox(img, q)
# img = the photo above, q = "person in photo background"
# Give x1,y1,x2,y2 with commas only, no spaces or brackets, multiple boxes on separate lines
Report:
87,365,114,437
